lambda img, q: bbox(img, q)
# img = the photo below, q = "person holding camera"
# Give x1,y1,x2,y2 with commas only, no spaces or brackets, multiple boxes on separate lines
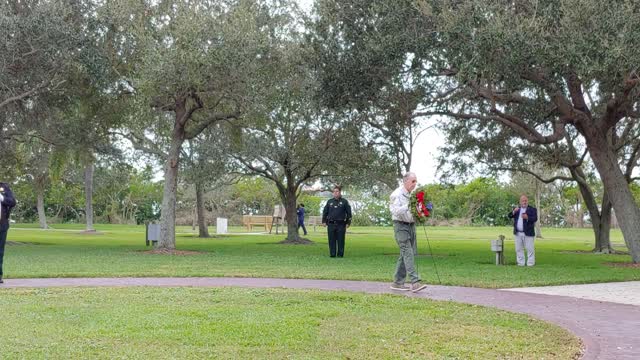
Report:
0,182,17,284
508,194,538,266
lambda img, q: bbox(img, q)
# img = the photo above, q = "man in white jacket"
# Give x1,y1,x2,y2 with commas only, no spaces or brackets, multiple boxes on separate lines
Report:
389,172,427,292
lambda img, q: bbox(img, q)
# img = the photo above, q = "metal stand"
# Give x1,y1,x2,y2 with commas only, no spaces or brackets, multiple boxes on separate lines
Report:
491,235,505,265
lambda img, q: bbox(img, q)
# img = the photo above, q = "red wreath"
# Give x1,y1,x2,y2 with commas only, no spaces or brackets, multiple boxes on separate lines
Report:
416,191,430,218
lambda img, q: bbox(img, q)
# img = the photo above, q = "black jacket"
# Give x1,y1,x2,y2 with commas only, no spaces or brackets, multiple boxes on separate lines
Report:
0,182,17,228
508,206,537,237
322,197,352,225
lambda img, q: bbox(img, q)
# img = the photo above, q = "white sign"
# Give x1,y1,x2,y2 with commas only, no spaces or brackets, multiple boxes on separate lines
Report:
216,218,228,234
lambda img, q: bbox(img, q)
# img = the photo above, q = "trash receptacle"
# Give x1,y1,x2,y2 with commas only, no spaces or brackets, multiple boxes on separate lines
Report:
146,223,160,246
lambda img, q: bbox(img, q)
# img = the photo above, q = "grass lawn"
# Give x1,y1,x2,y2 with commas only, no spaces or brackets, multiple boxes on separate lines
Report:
5,223,639,288
0,287,580,359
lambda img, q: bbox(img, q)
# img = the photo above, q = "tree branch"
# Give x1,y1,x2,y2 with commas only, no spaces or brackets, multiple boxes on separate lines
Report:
565,71,591,116
494,166,574,183
232,155,278,183
601,73,640,131
113,130,168,159
184,110,240,140
422,110,567,145
0,80,48,109
624,140,640,182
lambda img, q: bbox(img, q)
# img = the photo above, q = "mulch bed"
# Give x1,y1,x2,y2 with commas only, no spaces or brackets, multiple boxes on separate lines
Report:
278,238,315,245
6,241,52,246
560,250,629,255
602,262,640,268
79,230,103,235
137,249,207,256
6,241,33,246
383,253,448,257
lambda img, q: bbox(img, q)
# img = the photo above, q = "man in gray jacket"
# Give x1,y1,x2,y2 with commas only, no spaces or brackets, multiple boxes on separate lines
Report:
389,172,427,292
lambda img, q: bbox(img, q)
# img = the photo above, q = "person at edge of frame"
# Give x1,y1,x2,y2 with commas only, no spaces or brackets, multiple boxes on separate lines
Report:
0,182,17,284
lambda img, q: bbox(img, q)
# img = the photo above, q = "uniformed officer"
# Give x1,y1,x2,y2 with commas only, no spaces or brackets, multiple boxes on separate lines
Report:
322,185,352,257
0,182,17,284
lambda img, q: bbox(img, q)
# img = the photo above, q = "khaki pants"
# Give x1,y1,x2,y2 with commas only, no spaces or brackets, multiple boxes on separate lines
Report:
515,232,535,266
393,222,420,284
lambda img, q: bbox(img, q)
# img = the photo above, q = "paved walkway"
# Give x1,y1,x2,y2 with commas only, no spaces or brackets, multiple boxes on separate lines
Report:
2,277,638,360
502,281,640,306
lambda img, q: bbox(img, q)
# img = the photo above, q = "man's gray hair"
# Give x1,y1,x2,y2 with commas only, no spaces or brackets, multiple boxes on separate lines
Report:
402,172,417,182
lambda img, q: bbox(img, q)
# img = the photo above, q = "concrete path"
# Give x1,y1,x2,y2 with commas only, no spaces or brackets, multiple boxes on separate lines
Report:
502,281,640,306
2,277,638,360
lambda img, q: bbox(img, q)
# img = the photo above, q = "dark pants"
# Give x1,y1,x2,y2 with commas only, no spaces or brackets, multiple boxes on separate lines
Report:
327,222,346,257
0,224,8,277
298,221,307,235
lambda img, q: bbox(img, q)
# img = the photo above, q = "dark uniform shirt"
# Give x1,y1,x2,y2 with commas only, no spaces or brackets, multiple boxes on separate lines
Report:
0,183,16,228
322,197,352,225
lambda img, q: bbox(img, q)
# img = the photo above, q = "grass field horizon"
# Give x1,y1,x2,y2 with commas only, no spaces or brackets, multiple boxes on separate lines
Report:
5,223,638,288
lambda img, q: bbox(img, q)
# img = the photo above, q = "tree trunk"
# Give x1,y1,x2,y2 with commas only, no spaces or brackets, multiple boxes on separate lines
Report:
84,162,95,232
192,206,196,231
283,186,300,242
592,191,614,253
157,126,185,250
585,130,640,262
573,168,615,254
535,180,543,238
195,180,210,238
36,188,47,229
577,201,585,228
277,182,312,244
594,201,613,253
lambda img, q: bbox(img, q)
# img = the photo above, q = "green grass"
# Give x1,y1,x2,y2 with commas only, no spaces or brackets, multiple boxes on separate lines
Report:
0,287,580,359
4,224,639,288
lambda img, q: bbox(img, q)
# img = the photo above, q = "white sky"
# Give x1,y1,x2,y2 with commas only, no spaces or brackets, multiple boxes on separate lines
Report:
411,126,443,185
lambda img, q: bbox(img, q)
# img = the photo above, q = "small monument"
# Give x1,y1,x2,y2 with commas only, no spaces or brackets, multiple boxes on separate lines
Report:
270,205,286,234
216,218,228,234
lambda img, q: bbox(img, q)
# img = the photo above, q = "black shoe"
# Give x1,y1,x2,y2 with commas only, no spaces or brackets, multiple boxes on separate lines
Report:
330,255,336,258
0,278,3,284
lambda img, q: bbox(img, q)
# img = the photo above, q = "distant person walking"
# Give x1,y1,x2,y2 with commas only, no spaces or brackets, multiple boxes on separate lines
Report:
297,204,308,236
508,194,538,266
322,186,352,257
389,172,427,293
0,182,17,284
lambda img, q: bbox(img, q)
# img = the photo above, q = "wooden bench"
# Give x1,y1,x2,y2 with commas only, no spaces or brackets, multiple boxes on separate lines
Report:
308,216,323,232
242,215,273,232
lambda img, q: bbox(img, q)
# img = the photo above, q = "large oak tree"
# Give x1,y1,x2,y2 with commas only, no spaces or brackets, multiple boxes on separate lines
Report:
314,0,640,262
106,0,275,249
